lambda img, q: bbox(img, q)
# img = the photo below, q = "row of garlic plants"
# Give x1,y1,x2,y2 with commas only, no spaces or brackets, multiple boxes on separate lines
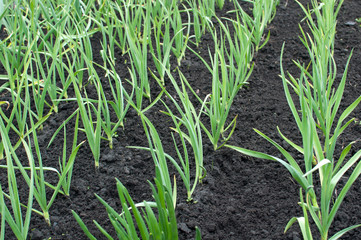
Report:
227,0,361,239
73,0,279,238
0,0,278,239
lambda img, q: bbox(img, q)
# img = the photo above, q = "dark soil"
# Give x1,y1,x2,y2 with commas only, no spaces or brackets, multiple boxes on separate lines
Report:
2,0,361,239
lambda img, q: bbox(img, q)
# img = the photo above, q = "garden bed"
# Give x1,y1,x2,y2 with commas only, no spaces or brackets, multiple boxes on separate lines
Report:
1,0,361,239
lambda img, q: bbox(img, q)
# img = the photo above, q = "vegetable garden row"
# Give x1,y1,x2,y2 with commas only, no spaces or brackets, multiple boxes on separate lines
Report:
0,0,361,239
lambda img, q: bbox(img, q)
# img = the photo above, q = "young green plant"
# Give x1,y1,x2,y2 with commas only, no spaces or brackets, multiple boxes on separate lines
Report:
67,61,102,169
121,0,152,106
128,111,177,207
197,0,216,21
237,0,279,51
294,0,344,138
226,44,361,240
149,15,174,85
189,16,254,150
154,67,207,201
72,177,202,239
48,113,85,196
0,42,51,160
93,64,130,149
186,0,214,47
170,5,190,65
0,115,34,240
0,93,79,226
216,0,225,10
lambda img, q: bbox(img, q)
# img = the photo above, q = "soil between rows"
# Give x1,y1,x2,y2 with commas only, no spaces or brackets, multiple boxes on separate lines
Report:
2,0,361,239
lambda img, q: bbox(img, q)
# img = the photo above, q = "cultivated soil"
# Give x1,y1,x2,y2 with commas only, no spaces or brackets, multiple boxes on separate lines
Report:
1,0,361,239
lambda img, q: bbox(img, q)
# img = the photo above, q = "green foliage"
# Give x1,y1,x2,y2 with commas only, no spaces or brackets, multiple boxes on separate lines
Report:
227,2,361,240
227,41,361,240
73,178,202,240
159,69,206,201
0,115,34,240
356,18,361,26
191,12,254,150
237,0,279,51
128,112,177,207
0,0,280,238
216,0,225,10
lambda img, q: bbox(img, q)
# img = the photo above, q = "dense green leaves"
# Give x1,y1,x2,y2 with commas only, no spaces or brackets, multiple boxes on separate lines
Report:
73,178,181,240
227,1,361,238
0,0,281,238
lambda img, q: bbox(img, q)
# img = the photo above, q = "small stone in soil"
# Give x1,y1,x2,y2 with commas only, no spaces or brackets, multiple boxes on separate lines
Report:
344,21,356,26
30,229,44,240
178,222,191,233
